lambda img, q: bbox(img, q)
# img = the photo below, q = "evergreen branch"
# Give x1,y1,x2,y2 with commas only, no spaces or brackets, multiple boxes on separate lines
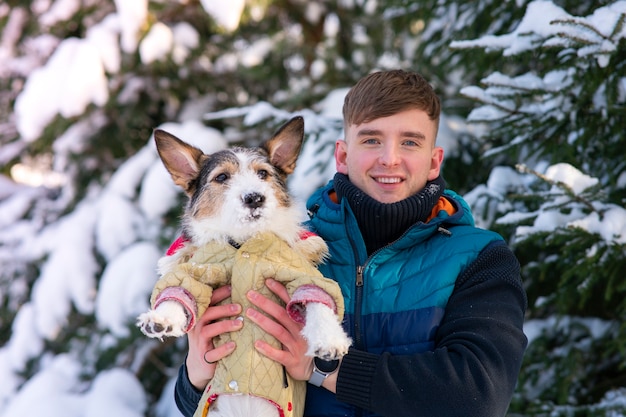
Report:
610,13,626,39
515,163,597,213
463,89,517,115
551,18,605,43
553,32,597,47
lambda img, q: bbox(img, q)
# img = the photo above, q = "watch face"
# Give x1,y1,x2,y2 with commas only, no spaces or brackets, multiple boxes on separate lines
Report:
314,357,340,373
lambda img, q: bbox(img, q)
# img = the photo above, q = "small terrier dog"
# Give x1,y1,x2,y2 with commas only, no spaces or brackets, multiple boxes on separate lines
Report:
137,116,351,417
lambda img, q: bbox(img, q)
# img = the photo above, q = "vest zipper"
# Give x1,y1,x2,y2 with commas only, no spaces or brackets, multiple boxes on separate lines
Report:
354,265,365,349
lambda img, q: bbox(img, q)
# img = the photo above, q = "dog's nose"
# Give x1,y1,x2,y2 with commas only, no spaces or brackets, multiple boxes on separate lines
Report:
243,192,265,209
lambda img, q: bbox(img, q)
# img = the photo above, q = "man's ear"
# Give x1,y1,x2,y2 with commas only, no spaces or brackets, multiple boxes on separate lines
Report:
428,146,444,180
335,139,349,174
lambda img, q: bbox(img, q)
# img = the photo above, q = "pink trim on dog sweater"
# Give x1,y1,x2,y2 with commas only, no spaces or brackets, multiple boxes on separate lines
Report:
298,230,318,240
204,392,286,417
287,284,337,324
153,286,198,332
166,235,189,256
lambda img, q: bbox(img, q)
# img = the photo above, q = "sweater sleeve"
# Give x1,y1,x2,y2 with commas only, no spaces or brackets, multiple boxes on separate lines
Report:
335,242,528,417
174,362,204,417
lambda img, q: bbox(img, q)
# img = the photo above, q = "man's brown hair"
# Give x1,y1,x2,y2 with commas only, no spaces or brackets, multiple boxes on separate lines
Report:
342,69,441,129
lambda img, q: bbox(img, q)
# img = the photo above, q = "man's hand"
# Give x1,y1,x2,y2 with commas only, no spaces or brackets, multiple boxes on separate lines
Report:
246,278,314,381
185,285,243,390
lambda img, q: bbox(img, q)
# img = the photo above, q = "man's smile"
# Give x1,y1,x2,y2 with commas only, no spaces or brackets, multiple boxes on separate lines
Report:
373,176,403,184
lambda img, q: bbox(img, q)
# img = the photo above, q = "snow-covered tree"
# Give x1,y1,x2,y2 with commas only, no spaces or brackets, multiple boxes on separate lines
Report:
452,1,626,414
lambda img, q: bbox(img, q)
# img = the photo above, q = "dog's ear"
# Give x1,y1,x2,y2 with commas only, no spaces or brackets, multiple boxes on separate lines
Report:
264,116,304,175
154,129,205,195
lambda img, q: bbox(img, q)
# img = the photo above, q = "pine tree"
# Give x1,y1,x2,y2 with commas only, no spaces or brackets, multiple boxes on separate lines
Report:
450,2,626,414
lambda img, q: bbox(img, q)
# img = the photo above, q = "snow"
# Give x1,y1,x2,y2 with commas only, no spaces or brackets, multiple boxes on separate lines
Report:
172,22,200,64
140,22,174,64
461,69,574,125
0,8,30,77
570,206,626,245
1,1,625,416
524,316,613,346
114,0,148,54
95,192,147,261
32,202,99,339
545,162,598,195
451,0,626,67
487,163,620,244
14,37,109,141
96,242,162,337
3,304,44,375
200,0,246,32
40,0,80,27
0,184,44,228
1,355,147,417
240,37,276,67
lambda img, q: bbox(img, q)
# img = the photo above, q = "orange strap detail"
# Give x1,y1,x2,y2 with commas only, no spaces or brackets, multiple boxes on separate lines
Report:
427,196,456,221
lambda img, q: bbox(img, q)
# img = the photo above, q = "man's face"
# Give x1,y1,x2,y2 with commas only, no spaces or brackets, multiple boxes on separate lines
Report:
335,108,443,204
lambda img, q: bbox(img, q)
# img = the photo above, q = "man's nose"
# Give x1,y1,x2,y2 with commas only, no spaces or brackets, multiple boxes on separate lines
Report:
379,143,401,166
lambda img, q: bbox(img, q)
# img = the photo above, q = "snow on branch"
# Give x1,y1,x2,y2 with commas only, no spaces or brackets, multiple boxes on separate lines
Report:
450,1,626,68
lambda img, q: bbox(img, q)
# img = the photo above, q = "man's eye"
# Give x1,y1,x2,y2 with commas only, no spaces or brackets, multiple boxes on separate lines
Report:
364,138,379,144
214,173,229,183
257,169,268,180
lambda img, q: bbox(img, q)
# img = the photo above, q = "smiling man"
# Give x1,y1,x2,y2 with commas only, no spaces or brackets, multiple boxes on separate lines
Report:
336,108,443,204
174,70,528,417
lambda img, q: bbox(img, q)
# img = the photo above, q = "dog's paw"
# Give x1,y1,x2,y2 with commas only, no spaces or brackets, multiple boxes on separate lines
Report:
301,302,352,360
136,311,174,340
305,326,352,360
136,308,187,340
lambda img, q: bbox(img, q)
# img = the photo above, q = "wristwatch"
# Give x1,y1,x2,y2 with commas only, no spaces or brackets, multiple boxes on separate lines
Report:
308,357,340,387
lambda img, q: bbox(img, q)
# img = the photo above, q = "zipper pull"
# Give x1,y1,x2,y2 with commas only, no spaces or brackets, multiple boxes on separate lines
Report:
356,265,364,287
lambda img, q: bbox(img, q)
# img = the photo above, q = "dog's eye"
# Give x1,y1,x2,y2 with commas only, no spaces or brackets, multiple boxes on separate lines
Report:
214,173,229,183
257,169,268,180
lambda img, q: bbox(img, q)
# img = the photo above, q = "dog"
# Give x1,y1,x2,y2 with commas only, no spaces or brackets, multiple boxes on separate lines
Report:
137,116,351,417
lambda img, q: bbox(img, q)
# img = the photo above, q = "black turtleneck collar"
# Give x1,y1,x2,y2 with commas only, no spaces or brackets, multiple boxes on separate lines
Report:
334,173,446,254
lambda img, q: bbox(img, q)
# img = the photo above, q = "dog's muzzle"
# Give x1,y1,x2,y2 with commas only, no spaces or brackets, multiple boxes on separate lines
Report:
242,192,265,209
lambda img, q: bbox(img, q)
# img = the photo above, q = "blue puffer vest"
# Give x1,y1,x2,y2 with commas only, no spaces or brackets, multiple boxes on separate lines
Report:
302,181,504,417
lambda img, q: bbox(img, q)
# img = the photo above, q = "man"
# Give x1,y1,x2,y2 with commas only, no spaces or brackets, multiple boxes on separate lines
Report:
174,69,528,417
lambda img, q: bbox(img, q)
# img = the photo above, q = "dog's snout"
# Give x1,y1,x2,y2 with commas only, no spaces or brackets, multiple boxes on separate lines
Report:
243,192,265,209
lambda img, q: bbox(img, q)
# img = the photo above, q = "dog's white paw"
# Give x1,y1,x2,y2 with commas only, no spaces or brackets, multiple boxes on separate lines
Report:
136,301,188,340
301,302,352,360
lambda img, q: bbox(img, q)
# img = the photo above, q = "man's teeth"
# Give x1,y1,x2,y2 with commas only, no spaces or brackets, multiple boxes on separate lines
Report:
376,177,401,184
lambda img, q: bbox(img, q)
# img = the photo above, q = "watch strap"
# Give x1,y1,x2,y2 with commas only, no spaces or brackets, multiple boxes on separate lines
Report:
308,357,340,387
308,369,327,387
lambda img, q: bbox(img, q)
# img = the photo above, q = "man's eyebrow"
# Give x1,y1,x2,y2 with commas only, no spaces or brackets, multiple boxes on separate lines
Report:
401,131,426,140
356,129,426,140
356,128,383,137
